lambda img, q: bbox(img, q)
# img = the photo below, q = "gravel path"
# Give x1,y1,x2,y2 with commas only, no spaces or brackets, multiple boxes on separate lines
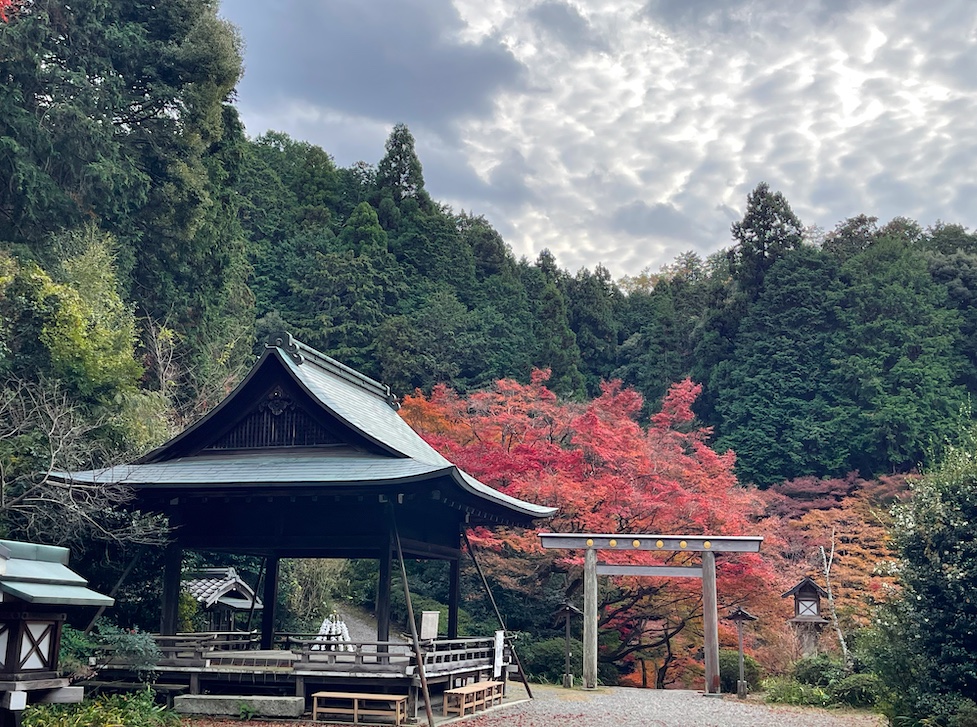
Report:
458,684,886,727
183,683,885,727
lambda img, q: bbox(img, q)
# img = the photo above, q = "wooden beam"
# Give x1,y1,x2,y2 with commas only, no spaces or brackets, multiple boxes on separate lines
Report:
376,532,393,644
702,551,720,695
583,548,598,690
390,508,435,727
447,559,460,639
260,555,279,650
596,565,703,578
159,543,182,636
398,538,463,560
540,533,762,553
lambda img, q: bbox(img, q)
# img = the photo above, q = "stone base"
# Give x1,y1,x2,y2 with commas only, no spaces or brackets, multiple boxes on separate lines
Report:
174,695,305,718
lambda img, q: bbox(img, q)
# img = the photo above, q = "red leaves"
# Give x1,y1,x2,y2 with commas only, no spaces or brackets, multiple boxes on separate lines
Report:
402,372,771,575
0,0,20,21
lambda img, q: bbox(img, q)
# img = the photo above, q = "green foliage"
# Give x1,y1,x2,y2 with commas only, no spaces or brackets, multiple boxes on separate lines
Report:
238,701,258,721
949,700,977,727
520,636,580,684
58,625,97,679
23,688,179,727
729,181,804,296
827,672,885,708
718,648,762,692
761,676,832,707
858,428,977,724
792,653,847,687
96,625,162,681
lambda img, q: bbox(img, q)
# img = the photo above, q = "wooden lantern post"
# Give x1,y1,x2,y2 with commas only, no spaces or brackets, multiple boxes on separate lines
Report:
781,577,829,657
725,606,758,698
559,601,582,688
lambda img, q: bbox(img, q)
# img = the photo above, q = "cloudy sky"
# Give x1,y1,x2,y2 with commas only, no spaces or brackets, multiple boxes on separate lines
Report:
219,0,977,279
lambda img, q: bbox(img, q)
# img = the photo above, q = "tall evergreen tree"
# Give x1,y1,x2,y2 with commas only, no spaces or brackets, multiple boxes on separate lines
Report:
716,246,849,486
728,182,804,296
376,123,427,205
832,235,966,475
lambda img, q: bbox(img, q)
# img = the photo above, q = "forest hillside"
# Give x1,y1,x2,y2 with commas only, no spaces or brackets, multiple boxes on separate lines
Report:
1,3,975,724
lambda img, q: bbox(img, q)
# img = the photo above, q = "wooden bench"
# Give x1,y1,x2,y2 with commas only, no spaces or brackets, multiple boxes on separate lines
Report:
311,691,408,726
442,680,504,717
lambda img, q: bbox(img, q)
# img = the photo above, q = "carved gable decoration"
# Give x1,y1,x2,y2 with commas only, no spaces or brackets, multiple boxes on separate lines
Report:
206,386,342,450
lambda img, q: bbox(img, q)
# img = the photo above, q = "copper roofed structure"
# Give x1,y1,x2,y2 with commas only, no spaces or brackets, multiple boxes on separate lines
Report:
55,332,555,648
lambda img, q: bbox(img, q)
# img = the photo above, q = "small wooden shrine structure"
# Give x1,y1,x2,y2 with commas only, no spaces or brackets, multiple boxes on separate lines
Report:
182,568,262,632
782,576,829,656
54,333,554,709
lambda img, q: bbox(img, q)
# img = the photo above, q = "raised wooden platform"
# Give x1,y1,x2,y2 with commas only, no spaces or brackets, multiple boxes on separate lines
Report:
88,632,507,720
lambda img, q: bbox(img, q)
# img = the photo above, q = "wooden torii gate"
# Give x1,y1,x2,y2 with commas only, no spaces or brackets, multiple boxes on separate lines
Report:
540,533,763,694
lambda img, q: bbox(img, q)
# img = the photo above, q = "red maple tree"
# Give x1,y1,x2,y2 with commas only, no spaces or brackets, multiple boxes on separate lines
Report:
402,374,780,686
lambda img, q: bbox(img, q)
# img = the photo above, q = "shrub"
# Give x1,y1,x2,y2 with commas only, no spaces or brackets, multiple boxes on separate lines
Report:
828,672,885,708
519,637,617,685
718,648,761,693
96,625,162,681
59,626,97,679
521,637,580,684
23,688,179,727
950,699,977,727
792,653,846,687
762,676,831,707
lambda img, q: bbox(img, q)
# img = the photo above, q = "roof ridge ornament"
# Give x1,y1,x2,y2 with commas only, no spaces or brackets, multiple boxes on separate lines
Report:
267,330,305,364
266,330,401,410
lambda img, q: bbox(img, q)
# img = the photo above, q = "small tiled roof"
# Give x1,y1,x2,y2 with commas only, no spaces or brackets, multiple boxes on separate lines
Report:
182,567,262,610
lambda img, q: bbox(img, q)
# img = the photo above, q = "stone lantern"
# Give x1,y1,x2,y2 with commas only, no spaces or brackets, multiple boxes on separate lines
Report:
0,539,114,726
781,577,828,656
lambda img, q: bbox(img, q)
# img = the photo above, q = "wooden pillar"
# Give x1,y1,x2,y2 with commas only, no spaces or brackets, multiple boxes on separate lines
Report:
702,550,720,694
260,554,279,650
583,547,598,689
447,558,460,639
160,542,182,635
376,531,392,643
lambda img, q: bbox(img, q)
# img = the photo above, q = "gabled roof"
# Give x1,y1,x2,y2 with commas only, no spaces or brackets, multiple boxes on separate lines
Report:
183,567,262,611
55,332,555,526
781,576,829,599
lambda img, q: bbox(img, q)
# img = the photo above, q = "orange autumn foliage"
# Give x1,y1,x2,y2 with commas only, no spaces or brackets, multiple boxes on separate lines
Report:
402,373,783,685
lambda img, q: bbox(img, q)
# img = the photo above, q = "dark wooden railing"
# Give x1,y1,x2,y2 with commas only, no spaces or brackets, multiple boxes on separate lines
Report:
91,632,499,678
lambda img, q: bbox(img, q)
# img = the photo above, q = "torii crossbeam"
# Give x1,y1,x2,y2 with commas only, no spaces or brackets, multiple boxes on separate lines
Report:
539,533,763,694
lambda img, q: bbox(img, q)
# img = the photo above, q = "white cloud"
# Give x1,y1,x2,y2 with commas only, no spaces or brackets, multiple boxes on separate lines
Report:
220,0,977,279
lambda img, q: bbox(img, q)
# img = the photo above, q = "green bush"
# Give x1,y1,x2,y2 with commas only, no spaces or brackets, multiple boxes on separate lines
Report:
96,625,162,680
521,637,580,684
762,676,831,707
518,637,617,685
950,699,977,727
59,626,97,679
792,653,846,687
23,688,179,727
828,672,884,708
718,648,761,693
